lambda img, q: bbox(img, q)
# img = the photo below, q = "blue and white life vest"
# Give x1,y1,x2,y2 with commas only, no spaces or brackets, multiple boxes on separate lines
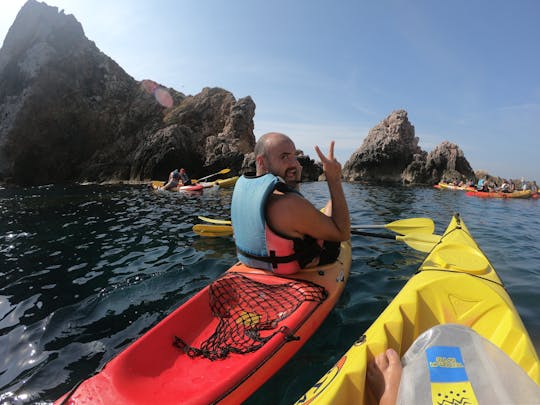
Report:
477,178,485,191
231,174,322,274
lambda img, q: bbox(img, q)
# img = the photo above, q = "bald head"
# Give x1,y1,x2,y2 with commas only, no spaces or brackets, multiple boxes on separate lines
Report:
254,132,294,159
254,132,301,187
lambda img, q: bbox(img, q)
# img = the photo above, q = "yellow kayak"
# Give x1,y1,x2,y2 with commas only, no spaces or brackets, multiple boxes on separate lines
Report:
215,176,239,188
296,213,540,404
435,182,475,191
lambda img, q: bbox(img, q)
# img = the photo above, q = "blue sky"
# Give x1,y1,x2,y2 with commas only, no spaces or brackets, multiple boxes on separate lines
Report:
2,0,539,180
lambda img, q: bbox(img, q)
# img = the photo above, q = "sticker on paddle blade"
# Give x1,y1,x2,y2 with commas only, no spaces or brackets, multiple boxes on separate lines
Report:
426,346,479,405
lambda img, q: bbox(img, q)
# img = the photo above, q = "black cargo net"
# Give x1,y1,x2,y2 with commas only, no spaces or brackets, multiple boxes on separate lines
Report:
173,272,327,360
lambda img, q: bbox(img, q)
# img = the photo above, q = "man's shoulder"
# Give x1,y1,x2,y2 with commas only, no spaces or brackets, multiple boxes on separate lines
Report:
268,190,310,209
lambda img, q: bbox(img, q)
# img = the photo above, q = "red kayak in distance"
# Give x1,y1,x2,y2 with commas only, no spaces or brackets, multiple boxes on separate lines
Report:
465,190,533,199
150,180,203,193
178,184,203,192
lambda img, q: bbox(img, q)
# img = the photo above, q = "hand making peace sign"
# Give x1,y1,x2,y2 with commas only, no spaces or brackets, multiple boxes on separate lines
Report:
315,141,342,182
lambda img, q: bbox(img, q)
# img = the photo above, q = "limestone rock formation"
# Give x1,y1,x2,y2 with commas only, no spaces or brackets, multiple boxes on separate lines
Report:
343,110,475,185
343,110,422,183
0,0,256,185
402,141,476,184
130,88,256,181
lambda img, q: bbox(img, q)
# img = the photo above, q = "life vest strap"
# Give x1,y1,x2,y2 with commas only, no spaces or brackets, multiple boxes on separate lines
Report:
236,247,300,269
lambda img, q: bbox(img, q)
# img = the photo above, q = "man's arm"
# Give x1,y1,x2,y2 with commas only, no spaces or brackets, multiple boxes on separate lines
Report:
266,141,350,241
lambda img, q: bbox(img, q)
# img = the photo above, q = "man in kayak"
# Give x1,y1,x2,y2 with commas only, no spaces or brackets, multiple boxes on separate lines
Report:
231,132,350,274
179,168,191,185
163,169,180,190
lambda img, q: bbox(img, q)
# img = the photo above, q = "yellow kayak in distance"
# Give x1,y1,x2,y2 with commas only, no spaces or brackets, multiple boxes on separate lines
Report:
296,213,540,404
214,176,239,188
435,182,475,191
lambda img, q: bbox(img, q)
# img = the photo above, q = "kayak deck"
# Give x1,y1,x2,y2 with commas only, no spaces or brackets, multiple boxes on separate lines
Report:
296,214,540,404
57,242,351,405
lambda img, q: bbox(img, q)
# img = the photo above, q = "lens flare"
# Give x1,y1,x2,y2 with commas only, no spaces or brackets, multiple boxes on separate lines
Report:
154,87,173,108
141,79,173,108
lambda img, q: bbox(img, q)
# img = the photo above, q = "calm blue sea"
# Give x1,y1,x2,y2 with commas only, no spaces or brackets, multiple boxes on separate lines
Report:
1,182,539,404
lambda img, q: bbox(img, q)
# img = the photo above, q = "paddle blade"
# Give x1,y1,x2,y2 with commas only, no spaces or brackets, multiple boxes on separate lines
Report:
192,224,233,237
396,233,441,253
194,168,231,182
197,216,232,225
385,218,435,235
352,217,435,235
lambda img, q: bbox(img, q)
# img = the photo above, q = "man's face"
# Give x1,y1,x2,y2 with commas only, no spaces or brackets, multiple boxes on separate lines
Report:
262,137,302,188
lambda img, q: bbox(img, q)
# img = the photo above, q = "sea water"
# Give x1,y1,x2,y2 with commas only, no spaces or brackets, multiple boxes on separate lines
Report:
0,182,539,404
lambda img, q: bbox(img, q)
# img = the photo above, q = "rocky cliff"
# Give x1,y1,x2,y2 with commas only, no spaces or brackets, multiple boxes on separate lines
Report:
343,110,475,185
0,0,256,185
342,110,422,183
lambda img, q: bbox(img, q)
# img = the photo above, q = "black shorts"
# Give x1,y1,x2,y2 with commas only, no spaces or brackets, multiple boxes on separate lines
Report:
318,241,341,265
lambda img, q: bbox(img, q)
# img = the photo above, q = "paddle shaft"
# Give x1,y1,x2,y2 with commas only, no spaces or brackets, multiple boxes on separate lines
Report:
196,217,434,236
351,230,395,239
196,168,231,182
350,225,386,229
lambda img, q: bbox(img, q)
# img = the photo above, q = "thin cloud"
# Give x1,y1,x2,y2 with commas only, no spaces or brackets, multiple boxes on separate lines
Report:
254,120,370,163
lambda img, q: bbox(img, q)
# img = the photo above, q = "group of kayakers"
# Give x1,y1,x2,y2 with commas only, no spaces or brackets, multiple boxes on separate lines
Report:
476,177,538,193
442,177,538,194
162,168,191,190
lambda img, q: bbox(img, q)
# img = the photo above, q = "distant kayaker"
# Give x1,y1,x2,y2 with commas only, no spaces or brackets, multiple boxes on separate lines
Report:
476,178,486,191
500,179,510,193
231,132,350,274
163,169,180,190
179,168,191,185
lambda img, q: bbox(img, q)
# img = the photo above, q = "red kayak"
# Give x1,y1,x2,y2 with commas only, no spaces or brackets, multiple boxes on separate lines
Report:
179,184,203,192
150,181,203,193
466,190,532,199
55,242,351,405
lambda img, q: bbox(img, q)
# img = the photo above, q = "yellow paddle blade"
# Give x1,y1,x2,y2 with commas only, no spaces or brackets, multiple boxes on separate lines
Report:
198,216,232,225
352,217,435,235
386,218,435,234
192,224,233,237
194,168,231,183
396,233,442,253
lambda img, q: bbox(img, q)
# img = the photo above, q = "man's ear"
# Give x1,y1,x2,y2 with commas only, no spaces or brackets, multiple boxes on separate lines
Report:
256,155,266,172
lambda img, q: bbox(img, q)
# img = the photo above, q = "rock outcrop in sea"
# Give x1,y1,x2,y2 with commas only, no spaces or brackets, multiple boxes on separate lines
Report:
343,110,475,185
0,0,256,185
402,140,475,184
